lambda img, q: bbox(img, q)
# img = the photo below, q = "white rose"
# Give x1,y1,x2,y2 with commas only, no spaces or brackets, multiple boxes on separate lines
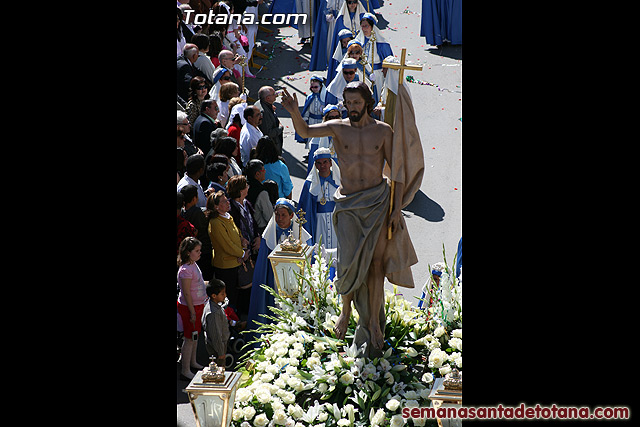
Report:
271,398,285,412
282,391,296,404
390,414,406,427
275,377,287,389
307,356,320,369
260,372,274,383
266,363,280,375
253,413,269,427
370,408,386,427
289,349,303,359
264,347,275,360
242,406,256,421
386,398,401,411
452,328,462,338
314,342,326,353
434,326,446,338
286,365,298,376
428,349,447,368
439,365,451,376
287,377,304,392
337,419,350,427
421,372,434,383
288,404,305,420
318,382,328,393
339,371,354,385
272,409,288,425
450,337,462,351
255,387,272,404
236,388,253,403
233,408,243,422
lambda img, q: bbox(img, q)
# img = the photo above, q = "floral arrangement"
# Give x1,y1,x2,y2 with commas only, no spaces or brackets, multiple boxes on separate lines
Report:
232,246,462,427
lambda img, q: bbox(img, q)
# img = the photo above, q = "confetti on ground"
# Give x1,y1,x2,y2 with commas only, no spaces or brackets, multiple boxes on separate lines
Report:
405,75,462,93
402,7,421,16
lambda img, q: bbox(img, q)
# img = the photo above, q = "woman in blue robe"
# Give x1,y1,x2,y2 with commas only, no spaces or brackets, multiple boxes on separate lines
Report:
327,28,354,84
420,0,462,46
309,0,330,71
294,76,329,145
355,13,393,105
246,198,312,342
328,0,367,81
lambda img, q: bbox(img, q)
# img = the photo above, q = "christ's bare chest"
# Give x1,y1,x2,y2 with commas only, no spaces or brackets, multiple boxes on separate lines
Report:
333,126,384,158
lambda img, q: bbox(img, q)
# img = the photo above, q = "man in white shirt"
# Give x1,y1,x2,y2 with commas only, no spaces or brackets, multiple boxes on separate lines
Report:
177,154,207,207
239,105,264,167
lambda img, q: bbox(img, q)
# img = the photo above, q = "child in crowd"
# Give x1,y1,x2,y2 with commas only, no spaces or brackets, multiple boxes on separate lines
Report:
177,236,207,380
202,279,231,366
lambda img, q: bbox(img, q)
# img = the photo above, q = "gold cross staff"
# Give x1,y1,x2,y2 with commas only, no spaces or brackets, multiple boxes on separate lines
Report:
382,47,423,86
382,48,423,239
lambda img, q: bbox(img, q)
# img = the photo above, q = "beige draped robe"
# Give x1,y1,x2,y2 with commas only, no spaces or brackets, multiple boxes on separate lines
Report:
333,82,424,356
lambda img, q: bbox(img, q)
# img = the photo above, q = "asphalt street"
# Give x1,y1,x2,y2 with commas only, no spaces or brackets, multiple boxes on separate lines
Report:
178,1,461,424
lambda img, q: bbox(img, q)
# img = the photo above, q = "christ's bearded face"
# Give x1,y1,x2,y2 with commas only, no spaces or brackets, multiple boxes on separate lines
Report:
344,92,367,122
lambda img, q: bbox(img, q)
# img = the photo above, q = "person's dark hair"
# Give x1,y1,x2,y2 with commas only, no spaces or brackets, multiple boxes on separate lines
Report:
243,105,258,120
343,81,375,114
262,179,279,205
254,135,279,164
208,32,224,59
204,190,227,220
226,174,248,199
188,76,207,101
186,154,205,176
207,162,228,183
191,32,210,51
246,159,265,205
177,191,185,210
177,236,201,266
208,2,230,34
230,111,242,126
200,98,215,113
360,16,376,28
179,184,199,205
245,159,264,180
214,136,238,158
210,154,229,167
206,279,226,297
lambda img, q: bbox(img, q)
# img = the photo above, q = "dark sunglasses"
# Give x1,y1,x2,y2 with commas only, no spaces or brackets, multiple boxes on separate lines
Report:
343,70,355,75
